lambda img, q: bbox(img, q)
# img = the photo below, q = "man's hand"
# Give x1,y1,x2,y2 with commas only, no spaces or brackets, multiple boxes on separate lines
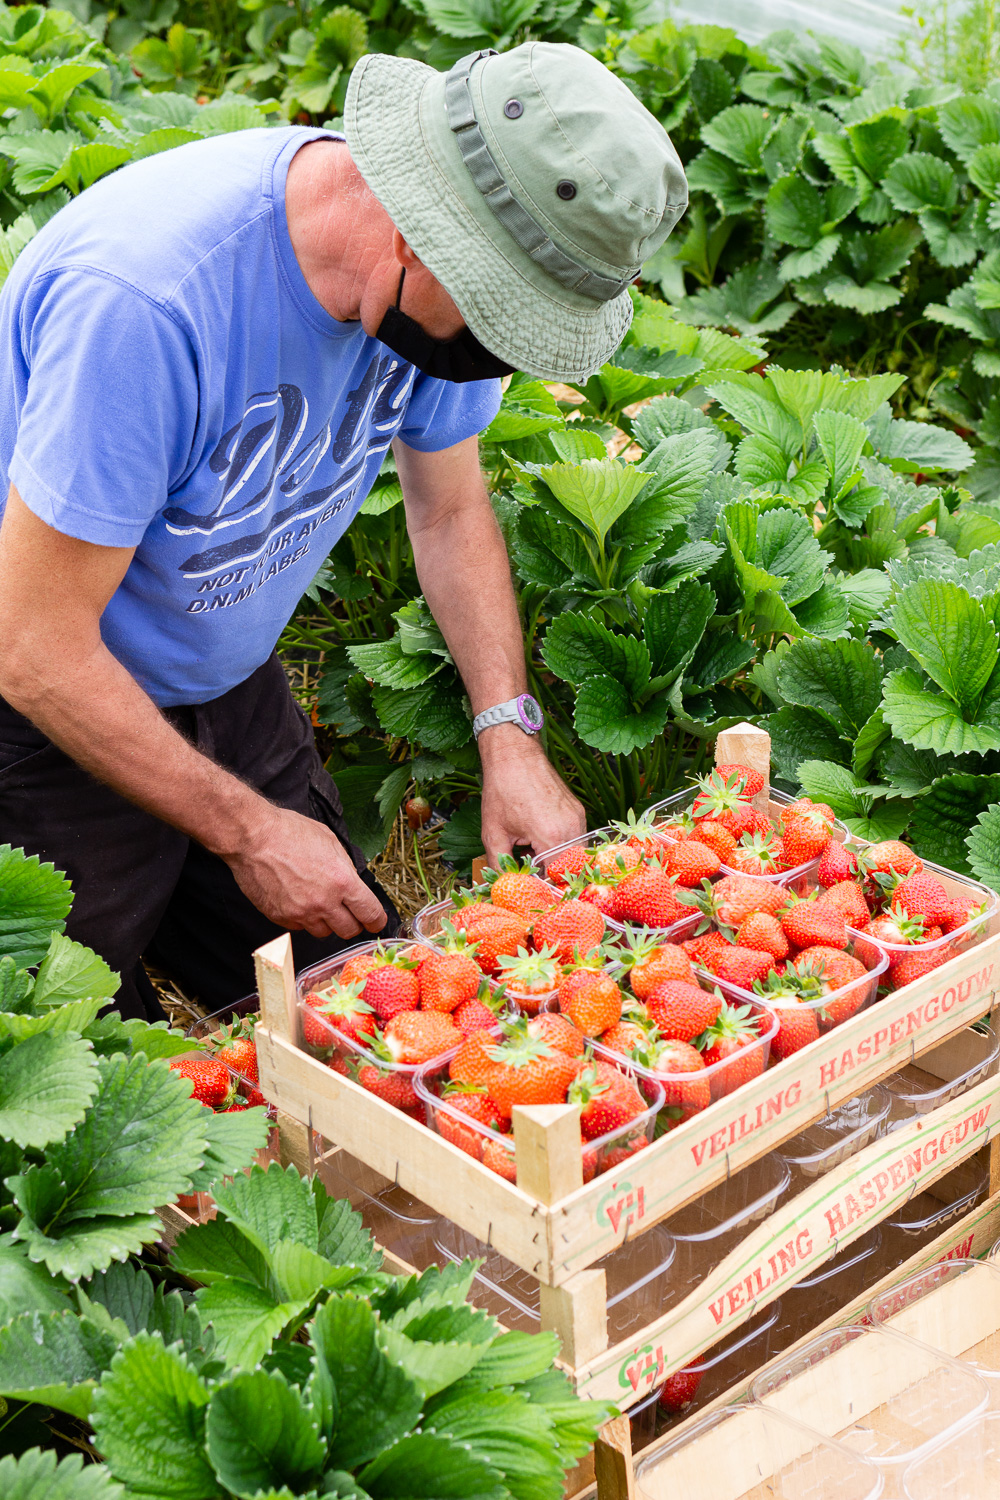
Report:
478,725,585,862
227,805,387,939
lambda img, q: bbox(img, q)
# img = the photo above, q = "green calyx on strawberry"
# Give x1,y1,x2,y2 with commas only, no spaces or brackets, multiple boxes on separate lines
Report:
609,809,663,846
211,1018,259,1085
569,1061,644,1139
496,944,561,995
753,968,825,1004
691,768,755,823
871,869,951,928
867,904,928,946
693,999,761,1057
732,829,784,867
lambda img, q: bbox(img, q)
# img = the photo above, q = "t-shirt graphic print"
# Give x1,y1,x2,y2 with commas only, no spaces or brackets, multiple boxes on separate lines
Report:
0,125,500,707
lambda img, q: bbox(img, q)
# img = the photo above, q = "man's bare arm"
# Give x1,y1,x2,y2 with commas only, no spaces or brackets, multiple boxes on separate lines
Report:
394,435,584,861
0,487,385,938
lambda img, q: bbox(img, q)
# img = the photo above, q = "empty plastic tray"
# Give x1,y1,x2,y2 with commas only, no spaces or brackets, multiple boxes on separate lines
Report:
780,1086,891,1182
771,1229,884,1348
634,1402,885,1500
902,1410,1000,1497
313,1143,443,1270
666,1154,791,1305
884,1025,999,1131
882,1155,988,1247
868,1257,1000,1397
751,1323,990,1486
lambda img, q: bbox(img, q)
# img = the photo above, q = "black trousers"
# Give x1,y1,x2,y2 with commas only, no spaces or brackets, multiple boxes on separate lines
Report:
0,653,399,1021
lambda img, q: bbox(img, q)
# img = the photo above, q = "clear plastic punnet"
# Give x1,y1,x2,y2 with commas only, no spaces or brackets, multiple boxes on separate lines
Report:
415,1038,664,1185
880,1156,988,1258
648,784,853,892
529,826,699,943
181,994,272,1116
629,1302,786,1451
664,1154,791,1305
771,1229,884,1348
848,860,1000,991
432,1220,678,1341
868,1257,1000,1400
634,1403,884,1500
901,1410,1000,1498
780,1086,891,1182
884,1025,999,1130
750,1323,990,1489
312,1144,443,1270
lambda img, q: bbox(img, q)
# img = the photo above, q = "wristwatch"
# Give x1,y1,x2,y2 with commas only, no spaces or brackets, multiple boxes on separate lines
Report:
472,694,544,740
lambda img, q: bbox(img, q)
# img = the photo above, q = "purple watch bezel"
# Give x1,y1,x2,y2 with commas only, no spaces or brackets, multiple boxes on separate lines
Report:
516,693,544,733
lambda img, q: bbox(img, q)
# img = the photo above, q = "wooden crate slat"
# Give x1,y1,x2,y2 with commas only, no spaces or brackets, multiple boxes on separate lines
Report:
570,1071,999,1407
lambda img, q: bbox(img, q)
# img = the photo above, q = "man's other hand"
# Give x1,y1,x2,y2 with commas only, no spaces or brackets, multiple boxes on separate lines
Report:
479,726,585,864
227,805,387,939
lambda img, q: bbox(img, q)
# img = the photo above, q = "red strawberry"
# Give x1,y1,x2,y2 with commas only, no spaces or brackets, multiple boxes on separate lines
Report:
569,1062,646,1139
486,1031,579,1110
168,1054,232,1109
645,1038,710,1121
682,930,731,966
559,970,623,1036
884,871,951,928
781,797,835,824
418,951,482,1012
483,857,557,921
646,980,722,1043
466,911,530,975
212,1021,258,1084
531,899,605,963
666,840,720,887
941,896,988,937
754,972,823,1058
437,1086,503,1155
483,1135,517,1181
601,1134,650,1171
729,831,787,875
706,876,786,926
243,1085,268,1107
619,934,694,999
340,952,383,987
867,906,926,945
454,990,502,1036
601,1017,651,1055
572,872,622,917
694,820,739,864
497,945,561,1012
405,794,432,829
612,864,688,928
780,895,848,951
861,841,923,879
363,959,420,1024
591,840,642,878
714,763,764,797
735,912,789,960
545,845,589,887
355,1064,419,1109
527,1011,588,1057
889,945,952,990
659,1363,705,1413
782,812,832,867
384,1010,461,1064
702,942,775,990
449,1028,500,1088
699,1001,765,1092
818,880,871,930
302,981,375,1049
817,841,858,887
692,769,759,837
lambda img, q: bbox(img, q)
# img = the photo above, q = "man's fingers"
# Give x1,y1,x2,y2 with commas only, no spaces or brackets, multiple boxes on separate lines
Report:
347,879,389,933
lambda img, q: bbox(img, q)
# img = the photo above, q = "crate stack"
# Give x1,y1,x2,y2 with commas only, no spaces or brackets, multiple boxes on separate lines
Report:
251,723,1000,1445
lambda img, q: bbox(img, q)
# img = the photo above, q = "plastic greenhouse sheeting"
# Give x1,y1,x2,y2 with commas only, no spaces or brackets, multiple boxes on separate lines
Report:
669,0,911,51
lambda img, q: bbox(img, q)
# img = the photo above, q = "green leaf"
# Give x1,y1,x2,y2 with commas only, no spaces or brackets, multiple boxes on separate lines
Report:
843,805,913,842
0,845,72,966
838,570,894,631
795,760,873,819
314,1187,380,1270
438,801,484,869
846,115,910,182
206,1368,326,1498
536,460,650,544
430,1390,565,1500
195,1280,310,1369
32,932,118,1007
360,1433,505,1500
347,639,445,691
883,667,1000,755
644,581,716,682
0,1029,99,1148
0,1240,71,1323
791,578,851,639
186,1105,271,1195
909,774,1000,874
757,507,833,606
765,173,825,246
211,1161,318,1255
172,1215,274,1291
130,125,202,160
853,708,891,780
882,152,957,212
80,1262,204,1355
0,1451,123,1499
700,103,771,171
0,995,106,1044
968,801,1000,892
890,579,998,710
91,1334,218,1499
685,634,756,691
813,410,868,500
573,677,670,756
876,420,975,475
0,1310,117,1418
765,706,853,781
271,1241,363,1302
776,636,885,736
540,615,650,696
380,1304,497,1398
937,94,1000,164
311,1296,422,1470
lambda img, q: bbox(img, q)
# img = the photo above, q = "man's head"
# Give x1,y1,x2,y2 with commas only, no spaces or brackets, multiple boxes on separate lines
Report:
345,43,688,382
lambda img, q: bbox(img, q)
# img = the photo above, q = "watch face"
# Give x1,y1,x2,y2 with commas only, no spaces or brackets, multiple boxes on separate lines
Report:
517,694,544,731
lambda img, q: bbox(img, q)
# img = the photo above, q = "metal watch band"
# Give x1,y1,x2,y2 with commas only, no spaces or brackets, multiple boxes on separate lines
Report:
444,50,636,304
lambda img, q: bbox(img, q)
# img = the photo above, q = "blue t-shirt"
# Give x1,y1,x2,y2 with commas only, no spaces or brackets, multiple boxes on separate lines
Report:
0,126,501,706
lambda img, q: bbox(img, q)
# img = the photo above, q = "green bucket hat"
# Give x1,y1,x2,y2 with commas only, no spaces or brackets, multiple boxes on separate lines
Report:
344,43,688,382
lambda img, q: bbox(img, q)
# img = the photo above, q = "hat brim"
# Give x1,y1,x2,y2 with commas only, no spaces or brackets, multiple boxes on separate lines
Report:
344,52,633,383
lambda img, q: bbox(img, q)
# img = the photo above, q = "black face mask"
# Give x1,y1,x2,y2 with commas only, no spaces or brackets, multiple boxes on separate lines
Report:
376,269,514,383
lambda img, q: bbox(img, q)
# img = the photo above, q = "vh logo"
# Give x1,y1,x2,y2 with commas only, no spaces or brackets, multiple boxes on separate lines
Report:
597,1180,646,1235
619,1343,666,1393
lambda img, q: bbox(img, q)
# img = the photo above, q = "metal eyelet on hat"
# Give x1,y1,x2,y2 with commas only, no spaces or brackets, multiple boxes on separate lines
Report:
556,180,577,200
503,99,523,118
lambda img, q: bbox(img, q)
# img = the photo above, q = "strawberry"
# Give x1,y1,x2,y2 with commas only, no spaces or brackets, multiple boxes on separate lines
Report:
883,871,951,928
781,797,835,825
482,856,557,921
729,831,786,875
699,1002,765,1091
817,841,859,887
665,839,721,887
558,970,623,1036
782,812,832,867
224,1101,250,1112
527,1011,588,1057
692,819,738,864
497,945,561,1011
645,1038,710,1120
714,762,765,797
466,912,530,975
570,1062,646,1139
355,1064,419,1109
339,952,384,987
486,1032,579,1110
581,1141,599,1182
754,971,824,1058
659,1363,705,1414
213,1021,258,1084
601,1134,650,1171
571,870,622,917
405,795,432,830
384,1010,461,1064
702,942,775,990
795,946,866,990
302,981,375,1049
889,944,951,989
655,812,698,841
780,895,848,951
735,912,789,960
867,905,926,945
168,1054,232,1109
437,1086,503,1155
449,1028,500,1088
454,989,502,1036
483,1135,517,1180
612,863,687,928
545,845,589,887
790,950,867,1026
682,930,731,966
242,1085,268,1107
619,935,694,999
612,810,669,854
861,841,923,879
601,1017,651,1055
941,896,988,937
363,956,420,1024
691,769,759,838
418,948,482,1012
592,840,642,879
531,899,605,963
446,898,500,934
646,979,721,1043
817,880,871,930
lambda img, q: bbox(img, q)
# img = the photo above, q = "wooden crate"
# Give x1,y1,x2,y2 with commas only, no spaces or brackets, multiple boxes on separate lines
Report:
254,925,1000,1287
594,1187,1000,1500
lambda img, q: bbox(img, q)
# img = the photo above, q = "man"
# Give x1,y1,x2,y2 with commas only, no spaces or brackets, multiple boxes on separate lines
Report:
0,43,687,1020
